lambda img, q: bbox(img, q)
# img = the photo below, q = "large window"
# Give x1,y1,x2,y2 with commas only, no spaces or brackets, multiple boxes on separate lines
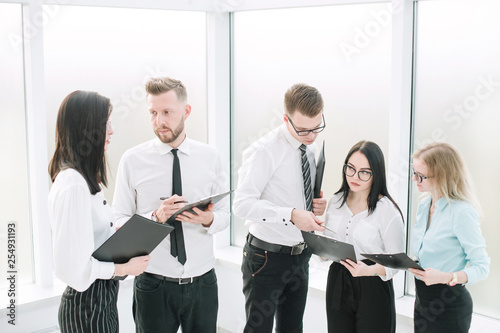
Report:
232,3,393,247
43,5,208,202
410,0,500,318
0,3,34,288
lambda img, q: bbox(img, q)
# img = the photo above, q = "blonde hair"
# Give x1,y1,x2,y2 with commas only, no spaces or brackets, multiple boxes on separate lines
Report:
412,142,480,211
145,77,187,103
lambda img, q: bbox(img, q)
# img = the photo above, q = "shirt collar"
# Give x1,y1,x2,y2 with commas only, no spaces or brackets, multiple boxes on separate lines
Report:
423,195,449,212
281,123,302,150
434,196,449,211
154,135,191,156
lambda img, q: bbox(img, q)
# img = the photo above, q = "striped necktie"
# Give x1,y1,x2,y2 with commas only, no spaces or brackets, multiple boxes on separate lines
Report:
299,144,313,212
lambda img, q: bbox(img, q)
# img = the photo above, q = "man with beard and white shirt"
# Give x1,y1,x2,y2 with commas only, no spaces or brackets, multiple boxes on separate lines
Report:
113,77,229,333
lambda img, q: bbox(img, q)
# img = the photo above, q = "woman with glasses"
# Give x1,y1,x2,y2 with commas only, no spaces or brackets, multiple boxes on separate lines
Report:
409,142,489,333
48,91,150,332
324,140,404,333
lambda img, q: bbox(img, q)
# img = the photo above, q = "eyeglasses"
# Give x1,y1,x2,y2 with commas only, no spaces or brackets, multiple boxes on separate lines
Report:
106,120,112,131
343,164,373,182
286,114,326,136
411,166,432,184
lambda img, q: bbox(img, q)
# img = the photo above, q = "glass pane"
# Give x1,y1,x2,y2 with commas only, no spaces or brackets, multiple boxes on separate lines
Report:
412,0,500,319
232,3,392,247
44,6,207,202
0,3,34,287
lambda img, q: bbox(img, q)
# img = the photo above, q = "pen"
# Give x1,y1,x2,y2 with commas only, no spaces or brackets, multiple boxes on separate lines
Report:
159,197,188,204
321,224,335,233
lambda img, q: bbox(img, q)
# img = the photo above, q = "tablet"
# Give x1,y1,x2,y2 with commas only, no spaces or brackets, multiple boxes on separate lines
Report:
167,190,232,222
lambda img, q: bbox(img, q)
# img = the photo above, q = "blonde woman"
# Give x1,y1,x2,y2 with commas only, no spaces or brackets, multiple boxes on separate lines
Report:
409,142,490,333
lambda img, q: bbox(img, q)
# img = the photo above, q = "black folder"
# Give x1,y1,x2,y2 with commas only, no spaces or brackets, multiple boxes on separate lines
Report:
167,190,232,223
360,253,424,271
314,141,325,198
302,231,356,262
92,214,174,277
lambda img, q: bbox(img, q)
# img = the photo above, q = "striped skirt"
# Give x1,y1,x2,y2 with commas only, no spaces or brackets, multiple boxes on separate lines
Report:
59,279,119,333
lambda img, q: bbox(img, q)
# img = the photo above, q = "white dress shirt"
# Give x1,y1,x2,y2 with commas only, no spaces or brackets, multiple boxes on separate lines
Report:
324,193,405,281
48,168,115,292
233,124,317,246
113,137,229,279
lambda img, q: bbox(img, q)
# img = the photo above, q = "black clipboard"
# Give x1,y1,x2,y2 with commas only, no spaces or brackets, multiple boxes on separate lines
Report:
360,253,424,271
302,231,356,262
314,141,325,198
167,190,232,222
92,214,174,279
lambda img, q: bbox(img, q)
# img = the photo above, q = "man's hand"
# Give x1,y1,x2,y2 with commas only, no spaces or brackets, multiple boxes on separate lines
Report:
291,209,325,232
176,203,215,228
312,191,327,216
155,195,186,223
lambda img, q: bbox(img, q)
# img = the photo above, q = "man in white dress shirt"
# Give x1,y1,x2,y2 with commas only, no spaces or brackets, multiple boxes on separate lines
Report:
233,83,328,333
113,77,229,333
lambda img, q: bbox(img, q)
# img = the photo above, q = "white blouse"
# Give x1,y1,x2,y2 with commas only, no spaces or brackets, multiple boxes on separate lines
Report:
48,168,115,292
324,193,405,281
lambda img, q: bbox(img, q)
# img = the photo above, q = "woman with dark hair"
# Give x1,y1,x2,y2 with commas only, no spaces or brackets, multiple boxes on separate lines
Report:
409,142,489,333
48,90,150,333
324,140,404,333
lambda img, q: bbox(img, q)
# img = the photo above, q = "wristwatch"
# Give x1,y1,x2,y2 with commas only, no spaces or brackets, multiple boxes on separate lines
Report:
447,272,458,286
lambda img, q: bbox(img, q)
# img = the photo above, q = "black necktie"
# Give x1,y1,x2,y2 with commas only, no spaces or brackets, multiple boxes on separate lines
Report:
299,144,313,212
170,149,187,265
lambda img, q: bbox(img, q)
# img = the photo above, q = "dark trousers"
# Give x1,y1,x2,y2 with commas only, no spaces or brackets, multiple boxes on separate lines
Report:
133,269,218,333
414,278,473,333
326,261,396,333
241,240,312,333
59,279,119,333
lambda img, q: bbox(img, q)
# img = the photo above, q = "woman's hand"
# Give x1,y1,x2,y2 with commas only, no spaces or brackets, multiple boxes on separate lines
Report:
114,255,150,277
341,259,371,277
409,267,451,286
341,259,386,277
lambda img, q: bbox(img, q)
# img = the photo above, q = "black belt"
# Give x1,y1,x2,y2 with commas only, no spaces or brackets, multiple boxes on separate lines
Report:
247,234,307,256
144,269,212,285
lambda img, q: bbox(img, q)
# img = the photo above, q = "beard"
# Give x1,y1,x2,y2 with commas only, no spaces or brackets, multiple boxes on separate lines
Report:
155,117,185,144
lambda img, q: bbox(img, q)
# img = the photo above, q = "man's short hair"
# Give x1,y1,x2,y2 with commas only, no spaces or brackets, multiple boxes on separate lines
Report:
145,77,188,103
284,83,324,117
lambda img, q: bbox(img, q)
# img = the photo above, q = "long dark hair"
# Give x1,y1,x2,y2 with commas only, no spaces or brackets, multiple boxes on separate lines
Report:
49,90,111,195
335,140,403,220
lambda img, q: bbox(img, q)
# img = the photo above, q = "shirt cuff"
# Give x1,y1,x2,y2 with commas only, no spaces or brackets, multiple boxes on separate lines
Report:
95,259,116,280
379,267,398,281
277,207,294,225
463,267,477,285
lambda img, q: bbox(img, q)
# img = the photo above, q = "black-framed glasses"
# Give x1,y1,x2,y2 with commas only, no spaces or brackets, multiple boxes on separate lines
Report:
411,166,432,184
286,114,326,136
343,164,372,182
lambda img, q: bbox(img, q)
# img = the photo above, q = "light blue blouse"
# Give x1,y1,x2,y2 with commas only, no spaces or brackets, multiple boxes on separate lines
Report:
411,196,490,285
